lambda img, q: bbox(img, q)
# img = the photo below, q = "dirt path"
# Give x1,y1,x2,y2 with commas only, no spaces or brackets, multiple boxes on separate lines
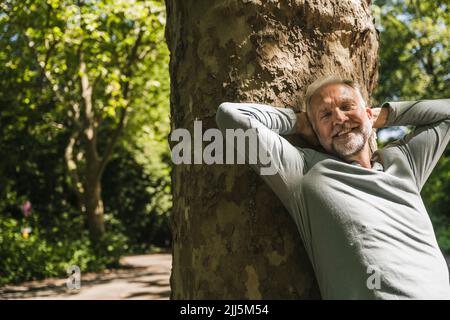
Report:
0,253,171,300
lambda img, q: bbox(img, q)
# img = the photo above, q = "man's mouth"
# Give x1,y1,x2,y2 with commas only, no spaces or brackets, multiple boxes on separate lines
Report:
333,126,359,138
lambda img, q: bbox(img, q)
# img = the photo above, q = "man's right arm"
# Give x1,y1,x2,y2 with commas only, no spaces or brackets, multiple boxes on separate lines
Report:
215,102,312,207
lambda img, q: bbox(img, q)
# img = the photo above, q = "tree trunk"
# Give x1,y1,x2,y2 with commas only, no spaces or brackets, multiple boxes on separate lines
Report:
165,0,379,299
84,174,105,243
79,59,106,243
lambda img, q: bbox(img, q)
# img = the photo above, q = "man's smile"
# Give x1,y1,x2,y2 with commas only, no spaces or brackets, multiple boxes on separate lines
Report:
333,125,360,139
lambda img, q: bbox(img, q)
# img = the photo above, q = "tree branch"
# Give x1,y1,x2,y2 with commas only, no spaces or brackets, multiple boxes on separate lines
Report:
64,131,85,213
97,28,145,178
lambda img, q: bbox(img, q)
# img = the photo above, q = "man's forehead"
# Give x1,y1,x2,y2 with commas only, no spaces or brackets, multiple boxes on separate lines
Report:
311,85,359,110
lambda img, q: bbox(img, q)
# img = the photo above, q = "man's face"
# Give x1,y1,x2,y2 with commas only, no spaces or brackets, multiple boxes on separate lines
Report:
308,83,373,159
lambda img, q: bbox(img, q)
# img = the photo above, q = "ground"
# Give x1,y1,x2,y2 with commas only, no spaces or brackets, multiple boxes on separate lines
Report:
0,253,171,300
1,253,449,299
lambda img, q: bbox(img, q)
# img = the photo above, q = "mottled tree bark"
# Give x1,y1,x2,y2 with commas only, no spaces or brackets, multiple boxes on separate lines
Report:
165,0,379,299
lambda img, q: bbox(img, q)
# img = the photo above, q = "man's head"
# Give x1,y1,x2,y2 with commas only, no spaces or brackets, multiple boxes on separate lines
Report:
304,75,375,159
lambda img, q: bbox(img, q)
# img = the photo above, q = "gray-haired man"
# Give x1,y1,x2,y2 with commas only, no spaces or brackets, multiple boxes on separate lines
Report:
215,75,450,299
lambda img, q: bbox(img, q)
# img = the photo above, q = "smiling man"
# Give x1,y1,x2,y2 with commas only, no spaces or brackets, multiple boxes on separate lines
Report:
304,77,377,167
215,75,450,299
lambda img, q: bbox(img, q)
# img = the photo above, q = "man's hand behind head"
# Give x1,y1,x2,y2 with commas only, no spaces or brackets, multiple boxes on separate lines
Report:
295,111,321,149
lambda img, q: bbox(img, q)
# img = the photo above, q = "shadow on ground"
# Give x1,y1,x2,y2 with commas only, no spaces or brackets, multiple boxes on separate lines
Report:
0,254,172,300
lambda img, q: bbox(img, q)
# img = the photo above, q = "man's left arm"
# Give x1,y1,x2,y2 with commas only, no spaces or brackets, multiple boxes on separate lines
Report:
378,99,450,191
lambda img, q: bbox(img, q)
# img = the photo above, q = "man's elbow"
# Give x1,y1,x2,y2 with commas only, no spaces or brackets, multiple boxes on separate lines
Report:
215,102,234,131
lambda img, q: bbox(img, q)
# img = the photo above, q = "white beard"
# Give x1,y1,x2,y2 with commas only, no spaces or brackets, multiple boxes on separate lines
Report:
332,121,372,158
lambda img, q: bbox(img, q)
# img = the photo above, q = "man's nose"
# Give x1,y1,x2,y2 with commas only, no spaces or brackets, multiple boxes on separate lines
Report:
332,109,349,125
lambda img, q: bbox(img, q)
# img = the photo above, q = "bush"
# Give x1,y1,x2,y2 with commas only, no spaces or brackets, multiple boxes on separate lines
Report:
0,216,128,286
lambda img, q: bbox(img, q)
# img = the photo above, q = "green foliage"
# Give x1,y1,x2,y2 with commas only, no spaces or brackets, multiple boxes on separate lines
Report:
372,0,450,103
0,0,171,285
102,146,171,252
0,215,128,286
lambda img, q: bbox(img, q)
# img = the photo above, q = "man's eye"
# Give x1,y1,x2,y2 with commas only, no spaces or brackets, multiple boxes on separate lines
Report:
321,112,331,119
341,105,351,110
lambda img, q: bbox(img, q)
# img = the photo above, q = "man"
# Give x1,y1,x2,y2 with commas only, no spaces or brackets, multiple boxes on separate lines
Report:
215,75,450,299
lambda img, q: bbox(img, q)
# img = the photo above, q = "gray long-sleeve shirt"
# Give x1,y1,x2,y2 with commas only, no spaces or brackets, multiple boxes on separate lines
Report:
215,99,450,299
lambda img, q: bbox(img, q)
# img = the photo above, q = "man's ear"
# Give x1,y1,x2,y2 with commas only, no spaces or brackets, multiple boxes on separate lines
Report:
366,106,374,122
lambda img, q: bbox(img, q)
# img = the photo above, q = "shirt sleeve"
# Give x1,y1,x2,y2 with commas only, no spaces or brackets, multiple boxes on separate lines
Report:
215,102,308,205
382,99,450,191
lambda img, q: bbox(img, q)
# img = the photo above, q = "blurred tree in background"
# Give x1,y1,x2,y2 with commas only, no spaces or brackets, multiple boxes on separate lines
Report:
0,0,171,285
372,0,450,253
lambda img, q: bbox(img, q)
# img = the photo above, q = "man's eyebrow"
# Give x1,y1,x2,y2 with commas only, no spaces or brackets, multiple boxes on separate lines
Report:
317,98,357,113
338,97,357,103
337,97,357,104
317,106,330,114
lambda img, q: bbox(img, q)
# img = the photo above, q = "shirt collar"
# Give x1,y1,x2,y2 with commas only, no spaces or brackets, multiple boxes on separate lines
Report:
350,160,384,172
